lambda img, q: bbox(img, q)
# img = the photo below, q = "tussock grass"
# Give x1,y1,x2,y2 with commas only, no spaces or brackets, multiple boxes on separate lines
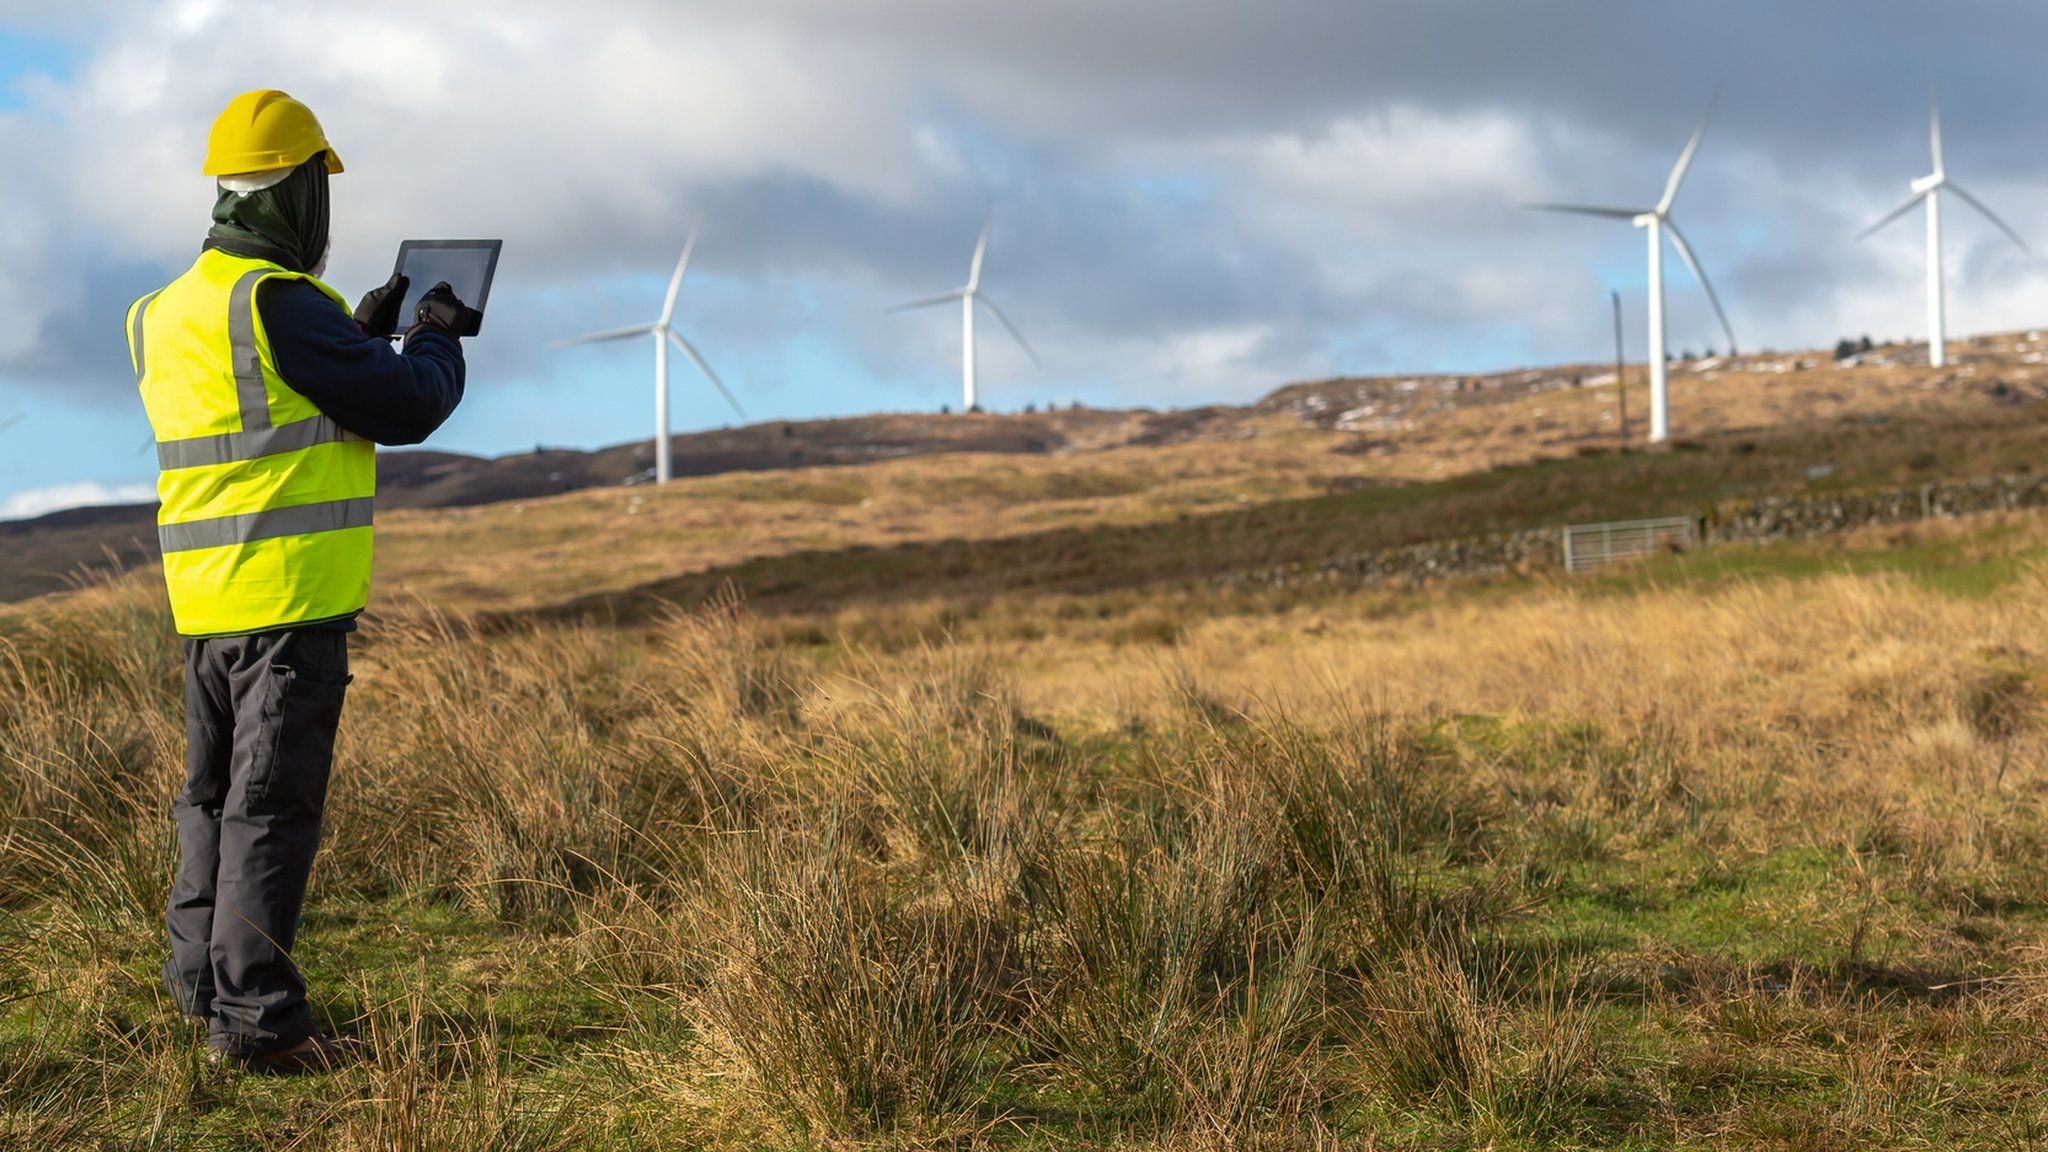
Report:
14,528,2048,1146
694,825,1019,1141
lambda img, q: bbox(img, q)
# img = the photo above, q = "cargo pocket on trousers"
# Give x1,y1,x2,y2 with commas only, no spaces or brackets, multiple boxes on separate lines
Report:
249,665,351,817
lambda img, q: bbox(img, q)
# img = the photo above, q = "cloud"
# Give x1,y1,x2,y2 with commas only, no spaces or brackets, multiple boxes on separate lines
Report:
6,0,2048,427
0,479,154,521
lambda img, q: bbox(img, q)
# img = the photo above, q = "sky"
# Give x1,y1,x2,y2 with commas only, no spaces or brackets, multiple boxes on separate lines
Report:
3,1,2048,518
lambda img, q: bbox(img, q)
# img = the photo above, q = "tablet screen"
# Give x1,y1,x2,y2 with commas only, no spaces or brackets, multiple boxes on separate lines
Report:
392,240,502,333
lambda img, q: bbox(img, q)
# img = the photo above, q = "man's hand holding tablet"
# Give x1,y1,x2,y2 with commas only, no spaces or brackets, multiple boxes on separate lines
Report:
368,240,501,339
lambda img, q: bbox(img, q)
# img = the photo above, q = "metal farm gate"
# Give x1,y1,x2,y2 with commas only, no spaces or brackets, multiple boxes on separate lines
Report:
1561,516,1696,574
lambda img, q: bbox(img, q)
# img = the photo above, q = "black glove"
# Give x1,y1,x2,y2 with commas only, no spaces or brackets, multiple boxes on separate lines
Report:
353,272,410,339
413,281,483,338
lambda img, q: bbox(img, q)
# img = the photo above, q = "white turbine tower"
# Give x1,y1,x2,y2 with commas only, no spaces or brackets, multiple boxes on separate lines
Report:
554,222,746,486
891,208,1040,412
1859,96,2029,369
1527,96,1738,444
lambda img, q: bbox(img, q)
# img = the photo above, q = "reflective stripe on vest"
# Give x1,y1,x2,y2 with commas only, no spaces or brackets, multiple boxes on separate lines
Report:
128,289,163,378
158,495,375,553
156,413,355,470
227,268,272,432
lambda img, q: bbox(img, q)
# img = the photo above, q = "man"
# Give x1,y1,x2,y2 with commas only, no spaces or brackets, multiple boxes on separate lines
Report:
127,89,476,1074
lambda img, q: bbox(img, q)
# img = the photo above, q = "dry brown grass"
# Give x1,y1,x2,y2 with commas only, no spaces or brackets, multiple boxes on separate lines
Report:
19,356,2048,1139
1369,340,2048,476
366,419,1336,611
13,439,2048,1145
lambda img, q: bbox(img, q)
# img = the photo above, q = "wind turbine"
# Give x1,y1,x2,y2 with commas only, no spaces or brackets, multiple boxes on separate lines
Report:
891,207,1040,412
1526,95,1738,444
554,222,746,485
1858,95,2029,368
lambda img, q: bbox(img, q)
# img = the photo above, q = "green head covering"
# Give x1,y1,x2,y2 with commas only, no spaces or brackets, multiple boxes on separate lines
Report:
204,152,331,274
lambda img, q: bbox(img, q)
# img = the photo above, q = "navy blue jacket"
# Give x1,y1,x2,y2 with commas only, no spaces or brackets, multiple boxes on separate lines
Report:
258,279,465,445
252,280,466,631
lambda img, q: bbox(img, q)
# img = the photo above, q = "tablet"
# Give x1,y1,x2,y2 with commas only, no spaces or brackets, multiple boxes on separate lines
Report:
391,239,502,333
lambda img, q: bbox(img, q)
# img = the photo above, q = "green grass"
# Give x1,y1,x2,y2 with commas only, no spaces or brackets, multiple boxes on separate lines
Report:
1591,521,2047,601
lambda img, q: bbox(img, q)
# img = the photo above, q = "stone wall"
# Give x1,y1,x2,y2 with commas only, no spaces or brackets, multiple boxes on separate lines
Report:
1216,470,2048,592
1707,472,2048,544
1217,527,1558,590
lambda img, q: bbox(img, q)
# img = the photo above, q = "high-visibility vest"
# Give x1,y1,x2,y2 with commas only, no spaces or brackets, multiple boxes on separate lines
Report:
128,248,376,637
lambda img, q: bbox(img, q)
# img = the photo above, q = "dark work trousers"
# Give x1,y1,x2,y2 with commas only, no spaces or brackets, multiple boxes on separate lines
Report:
164,628,351,1056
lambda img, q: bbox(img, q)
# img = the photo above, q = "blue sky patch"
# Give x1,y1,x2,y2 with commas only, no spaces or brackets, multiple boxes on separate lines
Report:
0,26,73,111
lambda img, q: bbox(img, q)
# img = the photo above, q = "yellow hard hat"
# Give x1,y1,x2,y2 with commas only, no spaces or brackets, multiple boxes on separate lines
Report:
201,89,344,178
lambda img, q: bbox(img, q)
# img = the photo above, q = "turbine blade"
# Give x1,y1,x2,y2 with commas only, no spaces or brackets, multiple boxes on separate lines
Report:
552,323,656,349
1856,192,1930,241
1522,202,1647,220
888,289,969,313
1663,219,1739,357
967,203,994,292
1930,92,1944,174
667,329,747,421
1945,181,2032,253
1658,91,1718,213
974,295,1041,367
0,413,22,436
660,221,700,327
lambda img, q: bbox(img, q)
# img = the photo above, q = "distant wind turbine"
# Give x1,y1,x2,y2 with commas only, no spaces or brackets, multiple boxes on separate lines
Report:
553,221,746,486
1526,94,1738,444
1858,95,2029,369
891,206,1040,413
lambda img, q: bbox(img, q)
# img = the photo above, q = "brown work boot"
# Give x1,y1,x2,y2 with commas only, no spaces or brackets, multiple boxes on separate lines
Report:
211,1032,360,1076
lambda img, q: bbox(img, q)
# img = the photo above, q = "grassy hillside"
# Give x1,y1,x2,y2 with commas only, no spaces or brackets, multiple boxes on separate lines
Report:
11,334,2048,1146
0,407,1238,603
11,328,2048,608
10,507,2048,1146
336,332,2048,618
451,397,2045,624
